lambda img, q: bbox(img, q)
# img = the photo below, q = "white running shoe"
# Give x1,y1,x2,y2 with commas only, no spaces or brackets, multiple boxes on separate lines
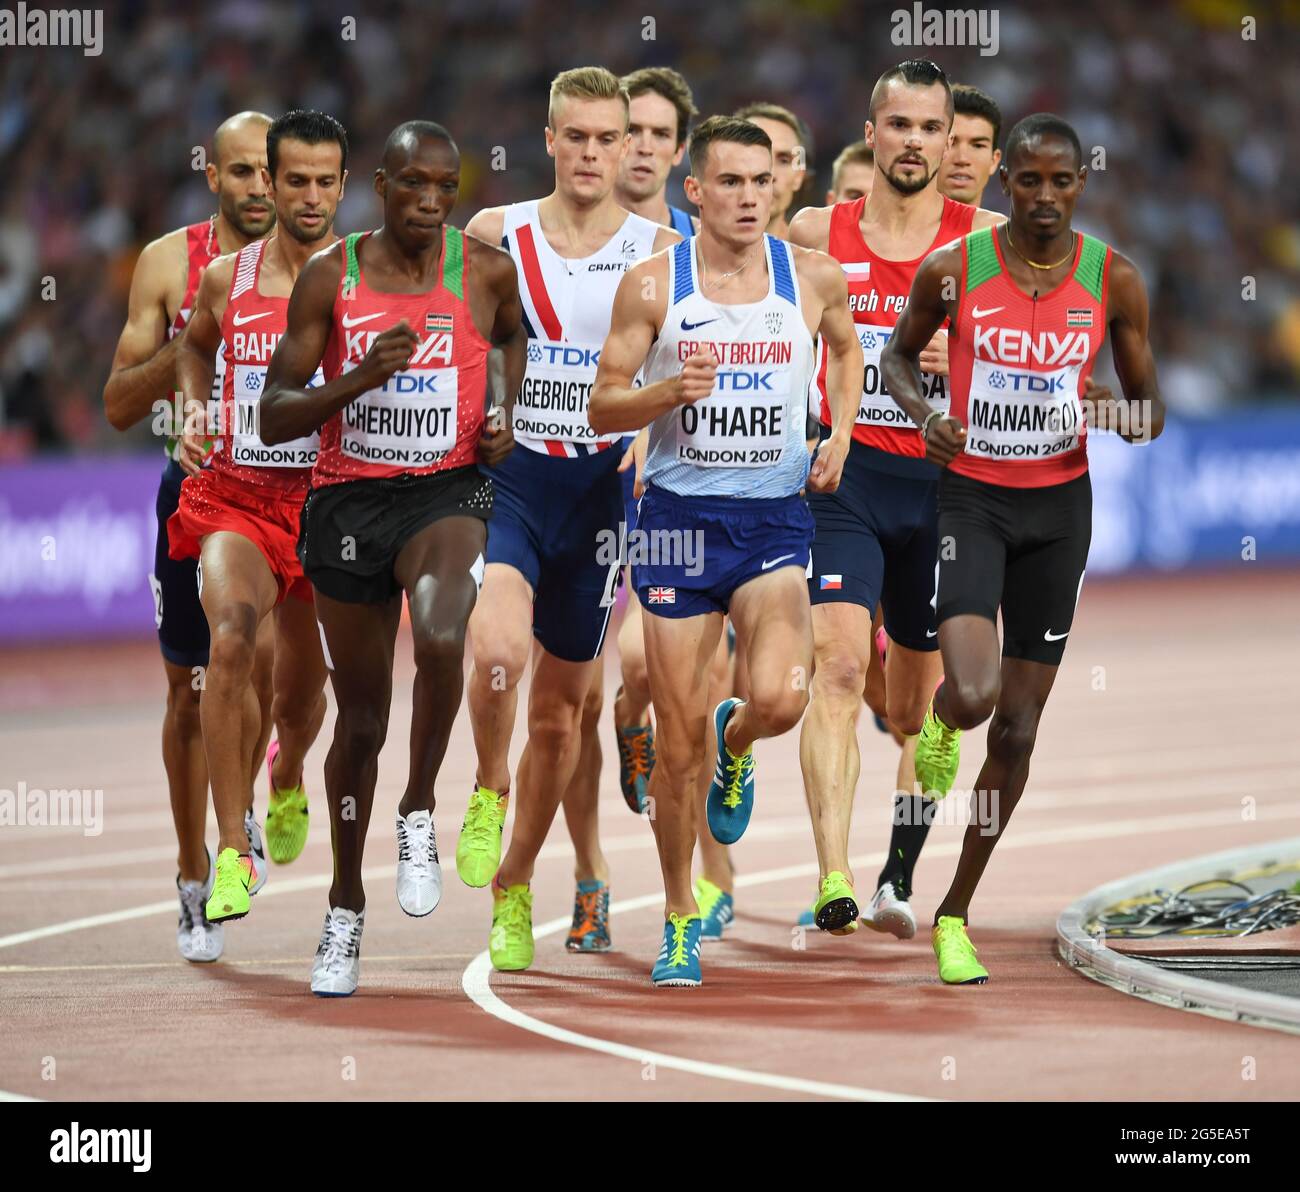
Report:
311,907,365,997
177,845,224,963
396,810,442,917
244,809,269,896
867,880,917,939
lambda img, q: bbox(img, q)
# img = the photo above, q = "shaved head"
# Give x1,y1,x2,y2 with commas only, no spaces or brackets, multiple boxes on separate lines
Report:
382,120,456,172
213,110,273,168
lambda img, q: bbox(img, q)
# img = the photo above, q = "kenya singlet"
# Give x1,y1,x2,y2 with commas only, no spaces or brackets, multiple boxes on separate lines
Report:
212,239,321,493
815,195,975,459
314,228,488,486
502,200,659,456
947,227,1110,487
642,236,815,498
167,217,225,461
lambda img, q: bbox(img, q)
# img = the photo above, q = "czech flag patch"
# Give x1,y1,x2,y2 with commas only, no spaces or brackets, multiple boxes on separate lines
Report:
647,586,676,604
819,575,843,590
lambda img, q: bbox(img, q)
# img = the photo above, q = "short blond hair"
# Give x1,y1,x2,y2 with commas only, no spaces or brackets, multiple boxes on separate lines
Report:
830,141,874,192
548,66,629,129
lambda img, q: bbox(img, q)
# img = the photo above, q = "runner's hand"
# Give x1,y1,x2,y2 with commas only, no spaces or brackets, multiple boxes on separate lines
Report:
674,351,717,404
477,404,514,467
619,428,649,499
807,432,848,494
919,329,949,377
358,321,419,387
177,403,209,477
1083,374,1141,441
924,415,967,467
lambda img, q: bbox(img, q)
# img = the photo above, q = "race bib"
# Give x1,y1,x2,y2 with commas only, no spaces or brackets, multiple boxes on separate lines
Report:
855,325,948,428
674,365,793,468
340,362,459,469
963,359,1083,462
514,340,619,445
229,364,320,468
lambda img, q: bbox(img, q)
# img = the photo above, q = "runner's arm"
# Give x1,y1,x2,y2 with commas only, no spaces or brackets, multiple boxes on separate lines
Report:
806,251,858,493
487,251,525,419
788,205,832,252
173,260,229,475
102,235,181,431
1093,252,1165,443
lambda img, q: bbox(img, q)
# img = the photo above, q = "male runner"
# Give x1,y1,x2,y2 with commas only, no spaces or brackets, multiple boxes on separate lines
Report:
885,114,1164,983
732,102,811,239
458,68,679,971
101,111,275,962
790,61,1002,939
589,115,861,986
825,142,875,205
170,110,347,921
259,121,524,996
937,84,1002,206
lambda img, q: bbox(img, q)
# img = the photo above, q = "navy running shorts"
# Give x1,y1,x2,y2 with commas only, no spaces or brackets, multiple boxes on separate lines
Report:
152,459,210,669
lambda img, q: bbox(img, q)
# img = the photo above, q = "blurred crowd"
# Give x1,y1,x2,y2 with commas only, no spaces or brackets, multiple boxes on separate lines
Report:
1,0,1297,455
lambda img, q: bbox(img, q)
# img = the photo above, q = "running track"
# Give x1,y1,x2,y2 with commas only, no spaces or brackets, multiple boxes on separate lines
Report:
1,570,1297,1101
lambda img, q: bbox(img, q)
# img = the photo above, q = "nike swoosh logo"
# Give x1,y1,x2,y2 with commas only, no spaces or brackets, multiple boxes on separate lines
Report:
925,629,937,638
341,312,386,328
231,311,272,326
1044,629,1069,642
761,553,796,571
971,306,1004,319
681,317,719,331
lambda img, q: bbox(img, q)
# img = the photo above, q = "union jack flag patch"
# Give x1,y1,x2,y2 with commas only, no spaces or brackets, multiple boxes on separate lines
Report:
647,586,676,605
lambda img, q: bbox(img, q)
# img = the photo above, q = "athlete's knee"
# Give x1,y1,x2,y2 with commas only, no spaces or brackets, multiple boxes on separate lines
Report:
411,617,467,678
747,673,808,737
986,706,1040,764
165,669,204,728
580,675,604,731
885,690,928,737
206,607,260,684
944,673,1000,730
334,702,388,762
527,687,584,756
471,632,527,694
811,641,867,703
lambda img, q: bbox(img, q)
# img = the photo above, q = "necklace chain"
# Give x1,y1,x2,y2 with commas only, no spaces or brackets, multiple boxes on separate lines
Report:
1005,225,1076,271
700,243,758,289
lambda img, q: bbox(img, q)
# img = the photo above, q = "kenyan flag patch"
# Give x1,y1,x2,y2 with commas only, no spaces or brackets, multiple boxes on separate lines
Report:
426,312,454,334
1066,308,1093,328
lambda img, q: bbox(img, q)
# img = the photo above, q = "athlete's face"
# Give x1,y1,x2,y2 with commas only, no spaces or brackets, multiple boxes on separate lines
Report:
866,81,951,197
747,117,805,224
376,136,460,250
939,114,1001,205
618,92,685,204
546,97,629,205
1000,135,1086,241
267,139,346,244
685,141,773,249
827,161,874,204
210,125,274,237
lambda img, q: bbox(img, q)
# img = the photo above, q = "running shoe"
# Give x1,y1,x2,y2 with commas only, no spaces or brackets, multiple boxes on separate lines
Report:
264,739,309,864
489,879,534,971
694,876,734,941
205,846,259,923
456,785,507,888
244,809,269,895
396,809,442,917
651,913,703,987
177,845,223,963
566,879,611,951
814,870,859,933
914,696,962,799
796,905,860,935
866,879,917,939
311,907,365,997
932,915,988,984
616,723,655,814
706,697,755,845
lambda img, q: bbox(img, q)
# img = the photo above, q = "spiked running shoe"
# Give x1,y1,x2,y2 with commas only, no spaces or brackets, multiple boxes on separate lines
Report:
205,847,259,923
914,696,962,799
396,809,442,917
706,698,755,845
932,915,988,984
457,786,507,888
616,723,655,814
177,845,223,962
566,879,612,951
311,907,365,996
651,913,703,986
244,810,269,895
489,880,534,971
866,879,917,939
264,739,309,864
814,870,859,933
694,876,734,941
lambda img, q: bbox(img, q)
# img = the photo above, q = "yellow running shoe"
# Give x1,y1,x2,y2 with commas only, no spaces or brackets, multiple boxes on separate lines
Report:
489,879,534,971
264,740,309,864
932,915,989,984
814,870,860,934
457,786,507,888
205,847,258,923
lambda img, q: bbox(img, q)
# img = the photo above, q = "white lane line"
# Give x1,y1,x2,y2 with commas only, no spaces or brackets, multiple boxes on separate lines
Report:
461,805,1300,1102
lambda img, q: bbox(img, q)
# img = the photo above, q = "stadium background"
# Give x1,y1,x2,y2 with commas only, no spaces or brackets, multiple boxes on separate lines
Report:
0,0,1298,642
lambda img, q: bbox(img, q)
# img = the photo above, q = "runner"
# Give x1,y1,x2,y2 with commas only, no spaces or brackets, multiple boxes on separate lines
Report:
825,141,875,205
259,120,525,995
789,60,1001,939
883,112,1165,983
937,84,1003,206
457,67,679,971
101,110,275,962
589,114,861,986
168,110,347,922
732,102,812,240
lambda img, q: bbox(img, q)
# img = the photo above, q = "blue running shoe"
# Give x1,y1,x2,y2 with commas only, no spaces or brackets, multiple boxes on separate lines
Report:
694,876,734,941
651,913,703,986
706,698,755,844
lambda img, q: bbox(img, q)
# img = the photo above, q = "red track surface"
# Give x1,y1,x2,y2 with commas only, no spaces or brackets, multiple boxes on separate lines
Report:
2,570,1298,1101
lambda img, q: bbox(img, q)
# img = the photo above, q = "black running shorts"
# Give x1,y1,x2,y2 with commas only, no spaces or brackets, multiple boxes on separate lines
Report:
935,469,1091,666
298,466,493,605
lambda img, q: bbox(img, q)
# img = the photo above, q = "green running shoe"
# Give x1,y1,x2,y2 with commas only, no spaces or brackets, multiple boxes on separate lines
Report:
914,698,962,799
814,870,859,933
264,740,309,865
932,915,988,984
205,847,258,923
457,785,507,888
489,880,534,972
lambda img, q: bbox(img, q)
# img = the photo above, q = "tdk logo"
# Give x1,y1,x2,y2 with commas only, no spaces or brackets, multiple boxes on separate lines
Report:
716,371,775,391
993,370,1066,394
380,373,442,395
536,345,601,368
